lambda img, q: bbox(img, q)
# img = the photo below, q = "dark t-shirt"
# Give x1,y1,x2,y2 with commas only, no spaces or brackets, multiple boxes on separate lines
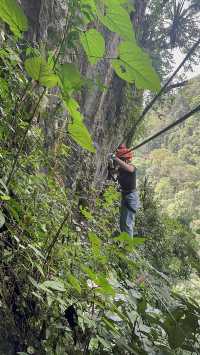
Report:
118,167,136,192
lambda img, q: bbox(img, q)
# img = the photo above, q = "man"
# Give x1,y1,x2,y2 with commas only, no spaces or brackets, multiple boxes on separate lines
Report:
109,144,140,237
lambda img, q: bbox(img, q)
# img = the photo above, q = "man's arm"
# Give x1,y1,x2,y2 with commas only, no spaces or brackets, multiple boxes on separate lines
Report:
114,157,135,173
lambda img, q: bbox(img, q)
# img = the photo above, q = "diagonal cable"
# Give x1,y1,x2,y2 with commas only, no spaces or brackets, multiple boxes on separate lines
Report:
114,36,200,153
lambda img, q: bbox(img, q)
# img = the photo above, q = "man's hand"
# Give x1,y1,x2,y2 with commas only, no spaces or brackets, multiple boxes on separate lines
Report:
108,153,117,171
108,153,116,161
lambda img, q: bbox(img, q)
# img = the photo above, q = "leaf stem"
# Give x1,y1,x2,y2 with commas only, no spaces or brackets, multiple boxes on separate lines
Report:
44,211,70,264
53,14,71,69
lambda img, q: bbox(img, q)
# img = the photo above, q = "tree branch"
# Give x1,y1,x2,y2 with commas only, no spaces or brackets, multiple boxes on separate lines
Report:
163,80,188,93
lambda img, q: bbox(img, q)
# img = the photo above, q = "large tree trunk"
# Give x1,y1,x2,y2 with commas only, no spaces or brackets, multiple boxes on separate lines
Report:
20,0,68,42
19,0,147,191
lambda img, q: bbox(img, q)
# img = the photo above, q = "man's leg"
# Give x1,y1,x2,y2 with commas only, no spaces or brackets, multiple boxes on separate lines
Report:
126,208,135,237
120,199,126,232
125,193,138,236
120,199,135,237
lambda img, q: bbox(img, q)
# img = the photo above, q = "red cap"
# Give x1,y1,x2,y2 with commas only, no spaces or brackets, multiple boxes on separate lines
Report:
116,144,133,160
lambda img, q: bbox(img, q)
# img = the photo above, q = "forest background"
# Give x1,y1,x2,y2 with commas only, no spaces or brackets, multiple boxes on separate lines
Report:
0,0,200,354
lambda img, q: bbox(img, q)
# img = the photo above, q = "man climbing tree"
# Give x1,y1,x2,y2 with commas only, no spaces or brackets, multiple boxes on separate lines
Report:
109,144,140,237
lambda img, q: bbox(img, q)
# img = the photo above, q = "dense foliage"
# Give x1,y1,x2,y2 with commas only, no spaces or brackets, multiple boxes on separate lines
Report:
0,0,200,354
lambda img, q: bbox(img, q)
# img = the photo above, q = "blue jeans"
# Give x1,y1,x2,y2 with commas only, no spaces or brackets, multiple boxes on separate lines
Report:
120,191,140,237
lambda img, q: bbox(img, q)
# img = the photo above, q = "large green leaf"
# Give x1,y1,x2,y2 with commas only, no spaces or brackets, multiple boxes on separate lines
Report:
65,97,95,153
97,275,116,296
162,309,199,350
82,265,115,296
115,232,145,245
24,57,58,88
88,232,101,256
57,63,83,93
0,0,28,38
102,317,119,333
112,41,161,91
137,298,147,315
80,29,105,64
97,0,134,41
163,319,186,349
81,265,98,282
80,0,97,23
41,280,65,292
67,273,82,294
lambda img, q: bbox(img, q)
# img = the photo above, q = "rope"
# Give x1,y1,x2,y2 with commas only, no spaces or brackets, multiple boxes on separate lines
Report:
128,103,200,151
114,37,200,152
